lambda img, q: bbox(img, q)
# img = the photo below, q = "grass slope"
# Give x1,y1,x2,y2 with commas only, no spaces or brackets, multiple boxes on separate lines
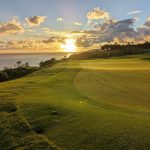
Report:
0,53,150,150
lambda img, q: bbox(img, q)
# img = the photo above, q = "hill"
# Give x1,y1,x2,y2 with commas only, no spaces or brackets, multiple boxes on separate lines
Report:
69,42,150,60
0,53,150,150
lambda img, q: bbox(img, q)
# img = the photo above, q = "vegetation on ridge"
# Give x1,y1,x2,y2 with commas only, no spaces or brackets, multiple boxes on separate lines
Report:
69,42,150,60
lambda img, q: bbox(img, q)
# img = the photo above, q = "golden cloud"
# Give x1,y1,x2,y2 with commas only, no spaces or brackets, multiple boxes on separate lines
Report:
0,39,58,51
87,7,110,20
144,16,150,27
25,16,46,27
0,19,24,35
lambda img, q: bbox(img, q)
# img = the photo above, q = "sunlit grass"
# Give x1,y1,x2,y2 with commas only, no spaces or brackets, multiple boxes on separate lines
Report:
0,53,150,150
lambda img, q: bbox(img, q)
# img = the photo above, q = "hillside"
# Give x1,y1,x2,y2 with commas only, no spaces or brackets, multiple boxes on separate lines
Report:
69,42,150,60
0,53,150,150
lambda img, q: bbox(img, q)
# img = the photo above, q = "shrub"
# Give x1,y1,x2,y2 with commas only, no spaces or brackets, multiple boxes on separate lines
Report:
0,71,9,82
0,65,38,82
39,58,58,68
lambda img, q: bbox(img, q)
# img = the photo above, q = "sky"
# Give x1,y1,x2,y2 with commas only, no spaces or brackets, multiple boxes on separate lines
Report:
0,0,150,53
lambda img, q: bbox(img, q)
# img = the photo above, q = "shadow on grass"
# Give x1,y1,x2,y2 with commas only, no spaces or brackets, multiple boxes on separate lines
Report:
11,135,60,150
0,97,18,113
0,102,61,149
142,57,150,61
22,102,72,135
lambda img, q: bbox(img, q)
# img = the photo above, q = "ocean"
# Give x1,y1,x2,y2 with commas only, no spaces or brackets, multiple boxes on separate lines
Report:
0,53,69,70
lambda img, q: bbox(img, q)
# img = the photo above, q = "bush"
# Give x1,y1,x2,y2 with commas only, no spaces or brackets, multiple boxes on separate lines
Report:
0,65,38,82
0,71,9,82
39,58,58,68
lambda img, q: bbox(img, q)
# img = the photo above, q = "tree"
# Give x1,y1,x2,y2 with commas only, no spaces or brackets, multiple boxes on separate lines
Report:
39,58,57,68
0,71,9,82
24,62,29,67
16,61,22,67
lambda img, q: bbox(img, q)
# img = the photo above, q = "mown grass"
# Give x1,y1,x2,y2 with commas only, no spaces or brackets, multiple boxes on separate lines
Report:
0,53,150,150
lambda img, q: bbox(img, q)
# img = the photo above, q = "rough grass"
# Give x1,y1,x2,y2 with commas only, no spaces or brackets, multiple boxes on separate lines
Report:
0,53,150,150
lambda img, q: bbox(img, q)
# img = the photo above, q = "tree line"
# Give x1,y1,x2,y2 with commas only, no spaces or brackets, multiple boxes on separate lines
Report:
69,42,150,60
0,57,68,82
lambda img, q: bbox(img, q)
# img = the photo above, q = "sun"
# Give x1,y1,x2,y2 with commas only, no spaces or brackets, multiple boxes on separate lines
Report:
61,38,76,52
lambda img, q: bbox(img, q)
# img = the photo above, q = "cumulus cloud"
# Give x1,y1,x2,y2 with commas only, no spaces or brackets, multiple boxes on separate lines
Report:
127,10,142,15
57,18,63,22
144,17,150,27
25,16,46,27
101,19,137,42
0,19,24,35
87,20,99,29
1,15,150,51
13,16,150,50
84,16,150,44
76,36,93,47
136,17,150,42
87,7,110,21
79,18,137,45
109,19,135,32
74,22,82,26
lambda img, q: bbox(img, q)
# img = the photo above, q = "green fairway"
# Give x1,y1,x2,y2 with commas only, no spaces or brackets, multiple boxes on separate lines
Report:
0,53,150,150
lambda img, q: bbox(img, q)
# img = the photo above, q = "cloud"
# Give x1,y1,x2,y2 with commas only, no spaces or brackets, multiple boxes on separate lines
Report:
0,39,60,51
0,40,4,44
80,18,137,44
144,17,150,27
0,18,24,35
99,19,137,42
87,7,110,20
1,15,150,51
42,28,52,35
0,40,5,49
76,36,93,47
43,37,58,43
85,17,150,44
87,20,93,25
41,17,150,47
136,17,150,41
127,10,142,15
57,18,63,22
109,19,135,32
25,16,46,27
74,22,82,26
